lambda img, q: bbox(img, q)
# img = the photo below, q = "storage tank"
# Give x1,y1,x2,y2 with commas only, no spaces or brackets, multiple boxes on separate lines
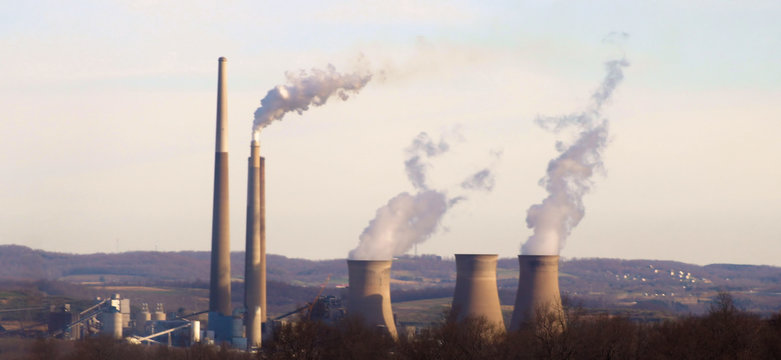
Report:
451,254,504,330
347,260,397,338
191,320,201,344
102,309,122,339
135,303,152,333
509,255,564,331
152,303,166,321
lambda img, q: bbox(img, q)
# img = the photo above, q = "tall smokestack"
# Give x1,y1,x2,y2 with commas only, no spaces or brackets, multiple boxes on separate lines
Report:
244,140,261,349
210,57,231,319
509,255,563,331
259,155,267,327
347,260,397,338
451,254,504,330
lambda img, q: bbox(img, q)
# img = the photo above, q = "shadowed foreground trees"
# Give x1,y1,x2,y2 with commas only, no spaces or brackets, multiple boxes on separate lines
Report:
262,293,781,360
6,293,781,359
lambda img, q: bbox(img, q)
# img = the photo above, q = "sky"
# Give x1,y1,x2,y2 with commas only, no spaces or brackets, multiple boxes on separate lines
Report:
1,0,780,266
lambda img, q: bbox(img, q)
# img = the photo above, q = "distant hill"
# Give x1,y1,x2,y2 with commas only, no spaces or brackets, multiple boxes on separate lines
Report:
1,245,780,317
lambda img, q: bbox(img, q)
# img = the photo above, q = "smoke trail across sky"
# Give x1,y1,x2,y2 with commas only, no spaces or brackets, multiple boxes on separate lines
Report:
404,132,453,191
521,57,630,255
460,149,502,192
252,63,372,139
349,131,499,260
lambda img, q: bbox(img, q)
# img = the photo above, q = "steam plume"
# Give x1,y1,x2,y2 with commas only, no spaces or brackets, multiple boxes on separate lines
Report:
404,132,451,190
460,169,494,191
461,149,502,192
252,64,372,139
521,58,629,255
348,190,449,260
350,131,498,260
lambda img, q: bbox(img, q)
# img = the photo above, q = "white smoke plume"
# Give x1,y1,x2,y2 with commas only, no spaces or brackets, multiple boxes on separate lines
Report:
460,149,502,192
521,58,629,255
252,63,372,139
348,190,449,261
349,131,497,260
404,132,451,191
460,169,495,191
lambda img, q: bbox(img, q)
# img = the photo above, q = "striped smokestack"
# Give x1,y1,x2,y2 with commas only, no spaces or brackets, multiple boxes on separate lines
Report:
244,140,261,349
210,57,231,318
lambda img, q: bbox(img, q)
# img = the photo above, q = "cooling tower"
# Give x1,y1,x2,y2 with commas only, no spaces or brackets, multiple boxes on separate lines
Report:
210,56,231,318
451,254,504,330
509,255,564,331
244,140,262,349
347,260,397,338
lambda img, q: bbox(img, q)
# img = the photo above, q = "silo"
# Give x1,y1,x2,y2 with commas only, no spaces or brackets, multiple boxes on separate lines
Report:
152,303,166,321
102,309,123,339
191,320,201,344
509,255,564,331
347,260,397,338
451,254,504,330
135,303,151,333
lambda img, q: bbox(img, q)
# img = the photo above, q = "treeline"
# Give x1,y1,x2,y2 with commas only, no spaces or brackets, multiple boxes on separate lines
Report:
4,245,781,294
261,293,781,359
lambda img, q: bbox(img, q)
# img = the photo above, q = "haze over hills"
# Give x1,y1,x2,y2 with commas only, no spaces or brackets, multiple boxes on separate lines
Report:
1,245,780,319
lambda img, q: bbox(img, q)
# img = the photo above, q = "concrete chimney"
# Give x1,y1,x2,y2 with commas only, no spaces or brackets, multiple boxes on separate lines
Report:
451,254,504,330
347,260,397,338
244,140,261,349
209,57,231,318
259,156,267,327
509,255,563,331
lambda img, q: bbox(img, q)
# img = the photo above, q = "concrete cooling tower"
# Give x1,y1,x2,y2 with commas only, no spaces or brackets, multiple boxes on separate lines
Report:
347,260,398,338
509,255,564,331
451,254,504,330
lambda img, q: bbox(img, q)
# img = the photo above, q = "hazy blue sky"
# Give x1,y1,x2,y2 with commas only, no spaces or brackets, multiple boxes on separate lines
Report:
1,1,779,265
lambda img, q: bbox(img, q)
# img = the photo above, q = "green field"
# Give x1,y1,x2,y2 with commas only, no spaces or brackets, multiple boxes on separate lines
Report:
393,297,451,327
